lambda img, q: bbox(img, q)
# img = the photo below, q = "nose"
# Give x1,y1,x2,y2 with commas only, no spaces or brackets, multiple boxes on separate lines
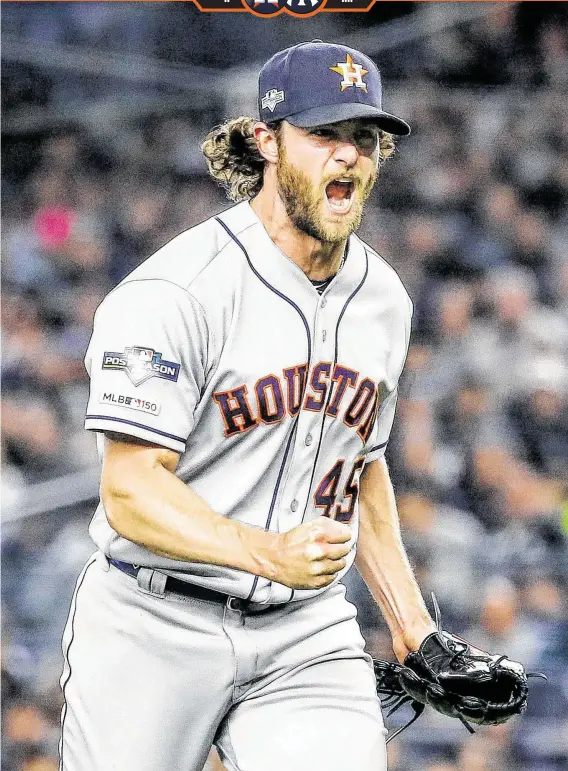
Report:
332,140,359,168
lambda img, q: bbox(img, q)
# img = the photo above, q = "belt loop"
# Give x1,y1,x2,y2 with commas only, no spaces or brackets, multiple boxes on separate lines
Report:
137,568,167,598
227,597,244,612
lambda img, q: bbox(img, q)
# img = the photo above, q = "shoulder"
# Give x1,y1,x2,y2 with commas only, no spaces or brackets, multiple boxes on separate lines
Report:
355,236,413,319
95,203,253,322
92,204,258,336
116,203,249,294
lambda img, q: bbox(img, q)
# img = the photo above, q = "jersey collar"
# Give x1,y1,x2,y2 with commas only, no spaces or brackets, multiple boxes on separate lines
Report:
217,201,369,312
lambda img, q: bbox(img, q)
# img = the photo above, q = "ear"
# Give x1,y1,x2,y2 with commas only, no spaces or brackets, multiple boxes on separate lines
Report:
254,122,279,165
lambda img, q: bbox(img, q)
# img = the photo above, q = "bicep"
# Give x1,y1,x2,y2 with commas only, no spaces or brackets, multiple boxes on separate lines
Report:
101,432,181,496
359,457,395,515
360,456,389,491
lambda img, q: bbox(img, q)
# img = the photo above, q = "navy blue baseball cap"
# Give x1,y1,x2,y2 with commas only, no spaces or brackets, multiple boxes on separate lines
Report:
258,41,411,136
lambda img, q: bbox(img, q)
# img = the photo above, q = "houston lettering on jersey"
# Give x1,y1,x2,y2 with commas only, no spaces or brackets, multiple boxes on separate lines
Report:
213,361,380,444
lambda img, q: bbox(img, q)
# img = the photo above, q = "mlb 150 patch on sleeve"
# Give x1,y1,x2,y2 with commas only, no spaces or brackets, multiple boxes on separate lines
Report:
99,392,161,416
102,347,180,386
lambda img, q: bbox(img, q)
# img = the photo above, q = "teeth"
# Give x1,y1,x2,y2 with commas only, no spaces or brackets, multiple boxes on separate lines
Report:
327,196,353,213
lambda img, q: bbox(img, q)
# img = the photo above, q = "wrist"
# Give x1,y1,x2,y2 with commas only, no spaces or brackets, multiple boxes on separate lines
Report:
391,618,436,664
399,617,437,652
239,524,281,582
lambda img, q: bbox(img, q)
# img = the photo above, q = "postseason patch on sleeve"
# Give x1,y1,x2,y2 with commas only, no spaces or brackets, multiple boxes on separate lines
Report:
99,392,161,416
102,346,180,386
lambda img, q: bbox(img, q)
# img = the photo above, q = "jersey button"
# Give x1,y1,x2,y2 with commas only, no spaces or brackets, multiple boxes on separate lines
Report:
305,433,313,446
290,499,299,512
321,298,327,308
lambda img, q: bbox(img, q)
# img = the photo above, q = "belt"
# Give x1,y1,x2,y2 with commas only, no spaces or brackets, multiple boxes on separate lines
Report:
108,558,283,613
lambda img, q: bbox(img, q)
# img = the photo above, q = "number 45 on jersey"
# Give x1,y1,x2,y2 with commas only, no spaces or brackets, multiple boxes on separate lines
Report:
314,457,365,523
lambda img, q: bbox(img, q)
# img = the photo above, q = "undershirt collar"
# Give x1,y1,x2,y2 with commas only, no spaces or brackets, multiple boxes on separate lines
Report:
308,245,348,295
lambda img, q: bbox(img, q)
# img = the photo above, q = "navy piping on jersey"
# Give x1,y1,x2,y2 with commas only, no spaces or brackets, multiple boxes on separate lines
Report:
288,249,369,601
248,420,300,601
298,246,369,532
215,217,312,603
368,440,388,454
85,415,186,446
59,557,97,771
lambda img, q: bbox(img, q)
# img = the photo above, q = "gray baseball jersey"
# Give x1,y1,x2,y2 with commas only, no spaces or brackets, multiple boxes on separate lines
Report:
84,201,412,604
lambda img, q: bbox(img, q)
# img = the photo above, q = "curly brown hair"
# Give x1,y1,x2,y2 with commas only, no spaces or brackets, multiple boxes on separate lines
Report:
201,116,395,202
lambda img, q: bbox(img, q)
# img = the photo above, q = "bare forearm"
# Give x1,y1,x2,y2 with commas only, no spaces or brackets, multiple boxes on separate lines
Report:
356,458,434,649
102,453,277,578
101,435,356,591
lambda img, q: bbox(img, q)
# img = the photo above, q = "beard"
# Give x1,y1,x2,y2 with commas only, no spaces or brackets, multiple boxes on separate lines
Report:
276,145,376,244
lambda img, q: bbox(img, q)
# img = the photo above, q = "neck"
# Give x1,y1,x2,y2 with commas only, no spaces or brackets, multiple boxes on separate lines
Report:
250,187,347,282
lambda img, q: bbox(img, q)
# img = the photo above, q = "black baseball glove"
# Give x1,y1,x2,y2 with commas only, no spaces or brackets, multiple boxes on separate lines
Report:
373,595,546,744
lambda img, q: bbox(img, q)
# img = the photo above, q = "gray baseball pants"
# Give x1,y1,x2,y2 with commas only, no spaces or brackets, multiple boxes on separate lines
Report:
59,552,387,771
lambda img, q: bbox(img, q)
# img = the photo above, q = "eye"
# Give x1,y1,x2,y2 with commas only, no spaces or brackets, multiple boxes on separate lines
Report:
310,127,337,140
354,129,379,150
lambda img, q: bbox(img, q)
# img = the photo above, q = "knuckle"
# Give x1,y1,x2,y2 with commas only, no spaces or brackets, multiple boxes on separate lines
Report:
306,543,323,561
308,528,324,543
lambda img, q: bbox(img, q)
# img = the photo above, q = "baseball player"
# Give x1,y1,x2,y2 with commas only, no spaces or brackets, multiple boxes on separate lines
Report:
60,41,437,771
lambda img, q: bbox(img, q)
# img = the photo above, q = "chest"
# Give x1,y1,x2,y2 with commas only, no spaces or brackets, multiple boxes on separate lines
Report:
206,275,395,441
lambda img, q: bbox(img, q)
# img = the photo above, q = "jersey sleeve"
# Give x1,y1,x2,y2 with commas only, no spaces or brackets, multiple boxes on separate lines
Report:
365,287,412,463
364,386,398,462
84,279,208,453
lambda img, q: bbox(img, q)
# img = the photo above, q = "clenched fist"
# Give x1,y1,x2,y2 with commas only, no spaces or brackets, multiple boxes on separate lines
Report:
265,517,353,590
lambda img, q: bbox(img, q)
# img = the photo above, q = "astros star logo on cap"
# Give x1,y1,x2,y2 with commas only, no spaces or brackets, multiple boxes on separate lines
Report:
330,54,368,93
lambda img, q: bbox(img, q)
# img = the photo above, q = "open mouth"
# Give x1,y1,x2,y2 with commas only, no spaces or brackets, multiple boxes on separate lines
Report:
325,178,355,214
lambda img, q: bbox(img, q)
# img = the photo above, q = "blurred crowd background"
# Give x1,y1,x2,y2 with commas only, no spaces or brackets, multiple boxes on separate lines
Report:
2,3,567,771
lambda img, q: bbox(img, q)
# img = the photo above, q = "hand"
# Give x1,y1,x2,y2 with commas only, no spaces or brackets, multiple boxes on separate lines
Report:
266,517,352,590
392,619,437,664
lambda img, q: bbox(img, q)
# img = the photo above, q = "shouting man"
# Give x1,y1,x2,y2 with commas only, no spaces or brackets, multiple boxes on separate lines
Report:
60,41,437,771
